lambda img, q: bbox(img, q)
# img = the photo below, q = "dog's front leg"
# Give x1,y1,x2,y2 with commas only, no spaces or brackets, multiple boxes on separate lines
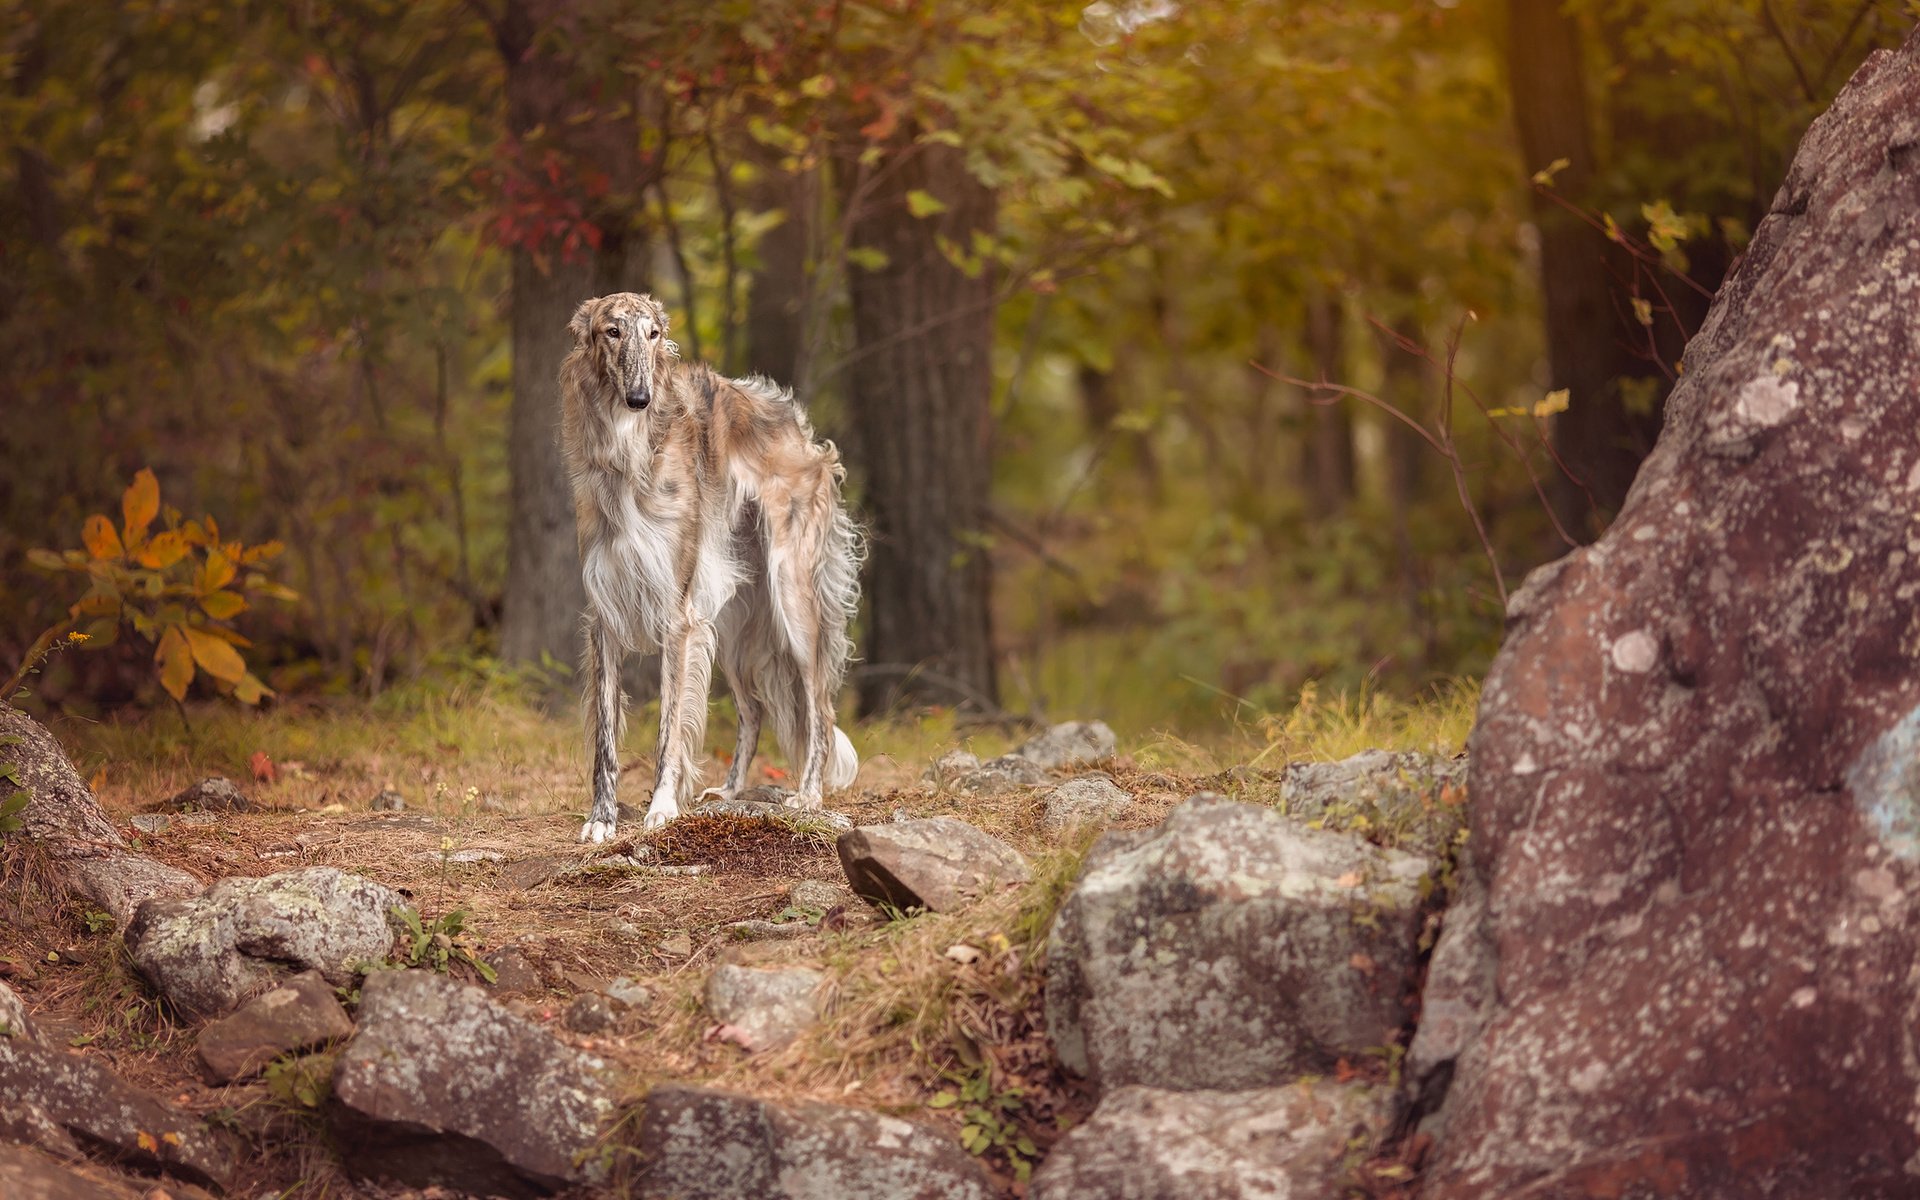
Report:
580,613,625,844
645,606,718,829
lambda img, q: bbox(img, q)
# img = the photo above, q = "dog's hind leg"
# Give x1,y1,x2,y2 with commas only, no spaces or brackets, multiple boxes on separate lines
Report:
580,612,626,844
645,604,718,829
711,657,760,803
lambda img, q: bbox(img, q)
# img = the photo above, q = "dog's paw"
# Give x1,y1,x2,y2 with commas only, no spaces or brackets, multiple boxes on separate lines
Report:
694,786,730,807
580,818,618,844
784,791,824,812
642,801,680,830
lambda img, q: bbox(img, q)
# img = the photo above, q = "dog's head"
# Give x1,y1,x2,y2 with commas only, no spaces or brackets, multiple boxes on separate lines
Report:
568,293,678,412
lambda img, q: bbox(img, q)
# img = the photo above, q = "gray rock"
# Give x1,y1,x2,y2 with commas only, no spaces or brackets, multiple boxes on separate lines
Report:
1015,720,1118,770
690,794,854,833
1280,749,1467,856
369,789,406,811
0,980,39,1042
1031,1081,1387,1200
725,918,815,942
0,1142,145,1200
704,964,825,1051
0,707,201,929
499,853,576,891
165,776,254,813
563,992,626,1034
0,1027,235,1187
1403,845,1494,1140
125,866,406,1020
196,971,354,1083
605,976,653,1010
925,748,982,781
1043,773,1135,835
837,817,1031,914
486,945,546,995
634,1084,995,1200
129,813,171,836
788,878,850,912
1048,794,1429,1090
954,754,1049,794
330,969,616,1197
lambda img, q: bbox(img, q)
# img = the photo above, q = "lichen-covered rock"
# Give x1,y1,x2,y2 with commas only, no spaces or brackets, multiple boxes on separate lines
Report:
705,964,824,1051
0,1026,236,1187
633,1084,995,1200
125,866,405,1020
1422,40,1920,1198
925,747,982,782
196,971,354,1083
0,706,200,928
1015,720,1118,770
1043,773,1135,834
1031,1081,1387,1200
954,754,1049,794
0,980,39,1043
1048,794,1428,1091
690,792,854,832
788,878,852,912
330,969,616,1197
163,776,254,813
837,817,1031,913
0,1143,147,1200
1281,749,1467,857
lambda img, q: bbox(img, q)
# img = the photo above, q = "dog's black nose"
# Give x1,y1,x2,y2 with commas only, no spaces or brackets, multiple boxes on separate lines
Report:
626,387,649,411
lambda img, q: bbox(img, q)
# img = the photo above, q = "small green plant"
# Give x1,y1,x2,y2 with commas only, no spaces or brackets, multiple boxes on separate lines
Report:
23,467,297,706
81,909,115,935
393,905,497,984
264,1050,336,1110
928,1064,1039,1181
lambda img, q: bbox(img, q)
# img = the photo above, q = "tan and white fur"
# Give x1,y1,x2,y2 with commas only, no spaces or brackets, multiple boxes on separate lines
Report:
560,292,861,842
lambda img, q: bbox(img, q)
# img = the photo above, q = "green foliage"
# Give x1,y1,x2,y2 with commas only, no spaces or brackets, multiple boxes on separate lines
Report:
0,735,27,838
392,905,497,984
25,469,294,706
928,1064,1039,1181
264,1051,336,1110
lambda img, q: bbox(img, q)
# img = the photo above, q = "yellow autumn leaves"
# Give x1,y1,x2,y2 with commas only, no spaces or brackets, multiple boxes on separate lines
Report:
26,469,297,706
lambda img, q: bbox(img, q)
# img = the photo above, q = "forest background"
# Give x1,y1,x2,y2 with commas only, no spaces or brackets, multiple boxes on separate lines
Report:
2,0,1912,739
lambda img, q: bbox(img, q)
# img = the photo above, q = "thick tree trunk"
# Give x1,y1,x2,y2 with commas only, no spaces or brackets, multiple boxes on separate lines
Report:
742,152,819,388
838,137,997,716
1508,0,1652,537
494,0,644,674
1301,295,1354,520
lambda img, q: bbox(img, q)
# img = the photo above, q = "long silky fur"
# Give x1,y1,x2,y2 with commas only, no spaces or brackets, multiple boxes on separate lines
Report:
560,292,864,841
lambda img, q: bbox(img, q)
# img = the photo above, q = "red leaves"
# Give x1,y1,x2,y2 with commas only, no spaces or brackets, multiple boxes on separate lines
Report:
477,140,608,264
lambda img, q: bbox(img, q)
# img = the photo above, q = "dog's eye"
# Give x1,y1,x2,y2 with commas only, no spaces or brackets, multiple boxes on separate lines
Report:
605,326,621,339
648,329,660,340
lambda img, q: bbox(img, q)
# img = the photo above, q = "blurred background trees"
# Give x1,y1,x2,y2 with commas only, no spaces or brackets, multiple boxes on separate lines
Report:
1,0,1910,730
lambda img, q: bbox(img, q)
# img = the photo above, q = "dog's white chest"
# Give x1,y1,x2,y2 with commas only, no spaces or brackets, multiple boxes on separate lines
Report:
582,481,682,649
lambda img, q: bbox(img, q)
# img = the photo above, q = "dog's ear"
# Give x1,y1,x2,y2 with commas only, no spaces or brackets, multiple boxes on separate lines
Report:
647,296,681,359
568,299,597,347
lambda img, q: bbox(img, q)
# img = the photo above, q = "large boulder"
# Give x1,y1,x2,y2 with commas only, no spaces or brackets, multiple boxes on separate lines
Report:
1420,38,1920,1197
1031,1081,1388,1200
1048,794,1428,1091
632,1083,994,1200
837,817,1031,913
125,866,405,1020
330,968,616,1197
0,706,200,928
0,1143,147,1200
0,1022,236,1187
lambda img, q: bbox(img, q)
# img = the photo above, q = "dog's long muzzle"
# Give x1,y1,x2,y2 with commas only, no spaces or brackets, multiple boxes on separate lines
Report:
626,385,649,411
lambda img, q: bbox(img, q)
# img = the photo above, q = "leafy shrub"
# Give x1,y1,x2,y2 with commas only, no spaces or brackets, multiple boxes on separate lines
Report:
24,469,296,705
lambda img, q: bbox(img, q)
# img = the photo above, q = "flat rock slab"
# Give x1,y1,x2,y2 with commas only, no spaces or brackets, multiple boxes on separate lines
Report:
1043,773,1135,835
0,1142,147,1200
330,968,616,1197
126,866,405,1020
634,1084,995,1200
1031,1081,1387,1200
705,964,825,1051
0,1027,235,1188
196,971,354,1083
1015,720,1117,770
1421,39,1920,1199
838,817,1031,913
1048,794,1428,1090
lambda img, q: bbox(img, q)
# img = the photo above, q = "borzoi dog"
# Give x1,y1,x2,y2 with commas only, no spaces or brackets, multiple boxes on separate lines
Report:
559,292,861,842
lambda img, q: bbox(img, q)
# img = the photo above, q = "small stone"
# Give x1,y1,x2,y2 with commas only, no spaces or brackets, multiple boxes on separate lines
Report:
704,964,824,1052
724,919,813,942
925,748,982,782
368,790,406,812
657,931,694,959
196,971,354,1084
484,946,545,996
499,854,575,891
129,814,171,836
604,976,652,1010
1014,720,1118,770
838,817,1031,913
165,777,255,813
1043,773,1135,835
563,992,625,1034
955,755,1049,795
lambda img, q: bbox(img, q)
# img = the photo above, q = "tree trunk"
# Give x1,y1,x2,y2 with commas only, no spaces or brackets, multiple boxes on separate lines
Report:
838,137,997,716
1508,0,1651,537
1301,294,1354,520
493,0,644,675
742,150,819,388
